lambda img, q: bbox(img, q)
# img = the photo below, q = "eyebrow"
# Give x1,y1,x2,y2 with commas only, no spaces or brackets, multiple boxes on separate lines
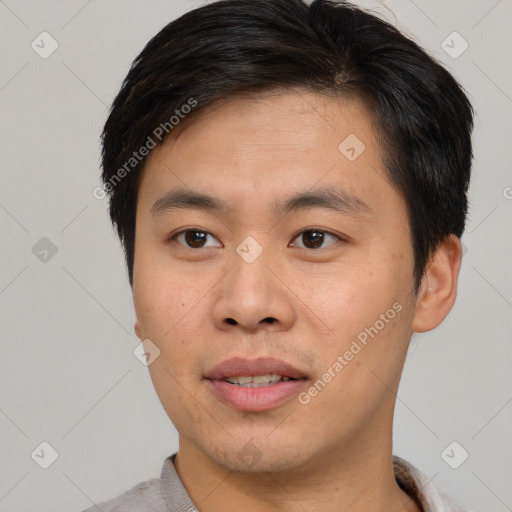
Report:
151,186,371,218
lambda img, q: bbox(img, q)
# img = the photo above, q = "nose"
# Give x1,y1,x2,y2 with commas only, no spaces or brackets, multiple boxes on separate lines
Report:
212,247,296,334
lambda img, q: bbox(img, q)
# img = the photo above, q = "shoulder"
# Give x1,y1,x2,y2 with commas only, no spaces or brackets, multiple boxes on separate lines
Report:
393,455,477,512
79,476,168,512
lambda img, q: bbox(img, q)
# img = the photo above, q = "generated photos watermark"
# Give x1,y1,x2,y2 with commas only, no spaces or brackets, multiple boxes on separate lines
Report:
298,301,403,405
93,97,197,200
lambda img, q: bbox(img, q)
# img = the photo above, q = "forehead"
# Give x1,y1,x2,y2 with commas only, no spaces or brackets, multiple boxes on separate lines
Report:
137,90,400,219
157,90,379,161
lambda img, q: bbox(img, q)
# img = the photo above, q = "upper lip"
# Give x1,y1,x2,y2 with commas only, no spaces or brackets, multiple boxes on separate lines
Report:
205,357,309,380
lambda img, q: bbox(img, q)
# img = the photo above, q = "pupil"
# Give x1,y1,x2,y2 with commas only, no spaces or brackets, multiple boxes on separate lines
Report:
185,231,206,248
303,230,323,248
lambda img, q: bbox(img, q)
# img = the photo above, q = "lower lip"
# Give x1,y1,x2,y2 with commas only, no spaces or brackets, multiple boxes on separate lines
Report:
207,379,308,412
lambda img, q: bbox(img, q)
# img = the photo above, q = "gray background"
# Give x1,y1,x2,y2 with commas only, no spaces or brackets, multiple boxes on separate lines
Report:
1,1,511,511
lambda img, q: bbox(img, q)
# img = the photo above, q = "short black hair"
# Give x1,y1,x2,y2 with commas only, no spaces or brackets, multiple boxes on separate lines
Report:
101,0,473,290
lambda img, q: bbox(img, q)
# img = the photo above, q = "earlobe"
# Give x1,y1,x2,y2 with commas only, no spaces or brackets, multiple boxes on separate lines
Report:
134,321,143,339
411,235,462,333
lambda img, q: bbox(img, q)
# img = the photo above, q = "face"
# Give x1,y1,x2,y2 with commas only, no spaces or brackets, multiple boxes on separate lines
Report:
132,90,420,473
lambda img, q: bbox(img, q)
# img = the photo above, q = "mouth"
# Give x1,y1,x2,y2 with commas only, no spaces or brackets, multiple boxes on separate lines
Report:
205,357,309,412
223,374,296,387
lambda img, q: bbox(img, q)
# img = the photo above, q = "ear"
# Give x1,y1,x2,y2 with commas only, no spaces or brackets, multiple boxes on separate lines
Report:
411,235,462,333
134,320,143,339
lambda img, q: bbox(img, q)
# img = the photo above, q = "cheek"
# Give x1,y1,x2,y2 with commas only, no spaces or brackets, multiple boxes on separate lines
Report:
298,258,408,337
132,257,211,376
134,278,205,363
133,266,207,422
133,243,201,338
296,252,415,411
299,294,414,434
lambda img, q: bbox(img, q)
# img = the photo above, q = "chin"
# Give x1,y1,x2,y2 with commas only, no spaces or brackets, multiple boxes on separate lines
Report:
202,434,313,475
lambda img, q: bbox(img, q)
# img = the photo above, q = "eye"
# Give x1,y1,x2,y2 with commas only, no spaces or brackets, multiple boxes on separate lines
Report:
290,229,342,249
170,229,222,249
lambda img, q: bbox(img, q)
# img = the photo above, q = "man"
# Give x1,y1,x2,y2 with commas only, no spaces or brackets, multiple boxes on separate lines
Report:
86,0,475,510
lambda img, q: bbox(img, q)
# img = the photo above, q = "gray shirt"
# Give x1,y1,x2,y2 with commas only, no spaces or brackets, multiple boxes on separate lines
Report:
81,454,475,512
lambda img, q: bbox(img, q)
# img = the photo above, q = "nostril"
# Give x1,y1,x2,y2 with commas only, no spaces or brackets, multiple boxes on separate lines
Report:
263,317,277,324
225,318,237,325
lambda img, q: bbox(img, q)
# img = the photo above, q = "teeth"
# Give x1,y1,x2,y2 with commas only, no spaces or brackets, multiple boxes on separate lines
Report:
236,376,254,385
252,375,271,384
225,374,291,387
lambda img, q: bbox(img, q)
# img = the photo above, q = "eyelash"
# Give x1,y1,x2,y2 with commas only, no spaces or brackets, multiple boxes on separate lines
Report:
167,227,346,250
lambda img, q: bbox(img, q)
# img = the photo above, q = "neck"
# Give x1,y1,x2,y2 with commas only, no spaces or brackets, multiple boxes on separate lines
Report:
173,427,421,512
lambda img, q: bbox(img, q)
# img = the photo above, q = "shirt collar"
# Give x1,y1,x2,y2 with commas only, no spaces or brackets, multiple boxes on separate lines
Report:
159,453,463,512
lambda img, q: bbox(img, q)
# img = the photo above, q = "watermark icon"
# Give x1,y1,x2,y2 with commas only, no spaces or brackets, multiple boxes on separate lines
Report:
503,186,512,200
441,31,468,59
31,32,59,59
338,134,366,161
236,236,263,263
133,339,161,366
32,237,58,263
441,441,469,469
236,441,262,468
298,302,403,405
31,441,59,469
93,98,197,200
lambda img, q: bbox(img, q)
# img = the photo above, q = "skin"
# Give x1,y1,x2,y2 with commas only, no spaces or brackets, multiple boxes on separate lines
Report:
132,89,462,512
